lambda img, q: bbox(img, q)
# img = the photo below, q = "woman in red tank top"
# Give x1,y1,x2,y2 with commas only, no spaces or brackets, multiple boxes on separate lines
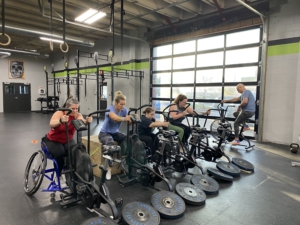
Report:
43,98,92,176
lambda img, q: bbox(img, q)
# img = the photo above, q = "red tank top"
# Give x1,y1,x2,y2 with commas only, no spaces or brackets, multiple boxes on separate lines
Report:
46,115,76,144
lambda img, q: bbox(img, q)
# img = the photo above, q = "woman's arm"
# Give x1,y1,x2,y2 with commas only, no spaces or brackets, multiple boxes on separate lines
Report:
149,121,169,128
76,113,93,124
108,112,131,123
49,111,64,128
187,107,210,116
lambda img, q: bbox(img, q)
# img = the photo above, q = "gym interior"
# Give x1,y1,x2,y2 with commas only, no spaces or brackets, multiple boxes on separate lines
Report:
0,0,299,225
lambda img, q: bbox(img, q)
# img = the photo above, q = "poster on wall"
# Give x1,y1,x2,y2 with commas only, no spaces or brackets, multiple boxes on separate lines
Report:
8,60,25,79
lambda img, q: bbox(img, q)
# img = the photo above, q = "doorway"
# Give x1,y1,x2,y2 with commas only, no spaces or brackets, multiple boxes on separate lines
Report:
3,82,31,112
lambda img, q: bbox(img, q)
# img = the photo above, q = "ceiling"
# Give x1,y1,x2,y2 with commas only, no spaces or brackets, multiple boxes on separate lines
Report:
0,0,273,55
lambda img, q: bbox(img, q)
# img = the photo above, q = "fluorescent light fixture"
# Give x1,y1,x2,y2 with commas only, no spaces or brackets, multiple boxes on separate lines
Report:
84,11,107,24
40,37,63,43
75,9,98,22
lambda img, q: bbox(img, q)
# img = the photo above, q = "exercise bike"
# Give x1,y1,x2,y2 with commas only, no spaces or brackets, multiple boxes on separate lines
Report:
23,108,120,220
117,104,173,192
155,103,221,195
158,103,205,176
188,106,255,178
210,103,255,151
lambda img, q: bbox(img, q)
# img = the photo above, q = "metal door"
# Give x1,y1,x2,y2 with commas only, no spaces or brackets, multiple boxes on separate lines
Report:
3,82,31,112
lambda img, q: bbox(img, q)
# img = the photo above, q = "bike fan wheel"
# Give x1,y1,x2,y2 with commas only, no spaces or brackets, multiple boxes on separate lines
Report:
24,150,46,195
210,119,222,141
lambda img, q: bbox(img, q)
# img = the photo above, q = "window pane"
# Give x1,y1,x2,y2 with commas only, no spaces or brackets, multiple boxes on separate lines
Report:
173,55,195,69
153,44,172,57
102,86,107,98
195,86,222,100
172,87,194,99
198,35,224,51
173,71,194,84
223,103,239,118
153,72,171,84
224,86,239,100
225,47,259,65
174,40,195,55
19,86,29,94
196,69,223,83
224,66,258,82
197,52,223,67
226,29,260,47
152,100,171,112
5,85,15,94
224,86,257,100
153,58,172,71
152,87,170,98
195,102,220,117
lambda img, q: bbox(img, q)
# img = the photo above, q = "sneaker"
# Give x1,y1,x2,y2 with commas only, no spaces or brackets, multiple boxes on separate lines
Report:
106,168,112,180
231,140,241,145
243,125,250,132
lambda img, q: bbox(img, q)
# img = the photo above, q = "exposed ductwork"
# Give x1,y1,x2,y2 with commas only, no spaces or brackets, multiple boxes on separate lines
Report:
0,25,95,48
0,47,49,57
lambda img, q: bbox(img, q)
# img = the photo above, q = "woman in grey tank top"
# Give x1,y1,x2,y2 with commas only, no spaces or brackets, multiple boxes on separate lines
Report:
169,94,210,147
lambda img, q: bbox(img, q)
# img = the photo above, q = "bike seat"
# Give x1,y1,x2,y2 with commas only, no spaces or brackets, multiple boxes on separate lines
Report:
102,145,121,156
192,127,206,133
219,122,231,128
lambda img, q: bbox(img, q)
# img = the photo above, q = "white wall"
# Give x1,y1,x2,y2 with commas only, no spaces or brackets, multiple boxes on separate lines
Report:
51,29,150,116
0,55,51,112
263,0,300,144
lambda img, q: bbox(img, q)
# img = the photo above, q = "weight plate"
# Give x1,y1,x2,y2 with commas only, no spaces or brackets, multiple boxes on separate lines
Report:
122,202,160,225
216,161,241,177
151,191,186,219
81,217,117,225
190,174,219,195
175,183,206,206
232,158,255,172
207,168,233,182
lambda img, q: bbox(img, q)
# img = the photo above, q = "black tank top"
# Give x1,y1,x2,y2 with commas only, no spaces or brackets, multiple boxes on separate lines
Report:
169,103,185,124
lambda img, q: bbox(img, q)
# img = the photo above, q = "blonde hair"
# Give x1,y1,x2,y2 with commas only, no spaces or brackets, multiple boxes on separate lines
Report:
142,107,154,114
114,91,126,104
173,94,187,104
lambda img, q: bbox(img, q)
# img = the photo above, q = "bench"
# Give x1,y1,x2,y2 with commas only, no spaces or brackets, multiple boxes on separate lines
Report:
81,135,122,178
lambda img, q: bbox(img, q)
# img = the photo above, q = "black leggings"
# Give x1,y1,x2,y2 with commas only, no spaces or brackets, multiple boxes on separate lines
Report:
42,137,76,175
170,122,191,145
139,133,158,155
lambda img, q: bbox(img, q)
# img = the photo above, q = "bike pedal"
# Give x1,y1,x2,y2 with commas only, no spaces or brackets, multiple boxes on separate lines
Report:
115,197,123,208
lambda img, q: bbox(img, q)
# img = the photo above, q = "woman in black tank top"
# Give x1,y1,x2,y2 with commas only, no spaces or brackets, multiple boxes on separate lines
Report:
169,94,210,146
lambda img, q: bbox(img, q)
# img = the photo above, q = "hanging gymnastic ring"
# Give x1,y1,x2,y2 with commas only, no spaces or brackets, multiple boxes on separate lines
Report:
49,41,53,51
60,42,69,53
0,33,11,46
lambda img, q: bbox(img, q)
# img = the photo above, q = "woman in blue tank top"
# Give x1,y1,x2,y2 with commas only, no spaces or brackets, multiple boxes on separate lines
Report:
98,91,131,180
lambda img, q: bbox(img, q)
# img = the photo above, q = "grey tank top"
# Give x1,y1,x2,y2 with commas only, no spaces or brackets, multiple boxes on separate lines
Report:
169,103,185,124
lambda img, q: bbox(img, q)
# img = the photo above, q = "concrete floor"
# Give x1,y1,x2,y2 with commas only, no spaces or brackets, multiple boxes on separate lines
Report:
0,112,300,225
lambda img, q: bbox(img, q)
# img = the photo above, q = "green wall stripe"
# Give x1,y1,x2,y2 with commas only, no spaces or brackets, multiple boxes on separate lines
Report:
52,61,150,77
268,42,300,56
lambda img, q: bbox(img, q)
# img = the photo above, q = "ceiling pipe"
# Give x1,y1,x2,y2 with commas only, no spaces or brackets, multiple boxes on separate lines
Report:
235,0,266,24
0,25,95,47
0,47,49,57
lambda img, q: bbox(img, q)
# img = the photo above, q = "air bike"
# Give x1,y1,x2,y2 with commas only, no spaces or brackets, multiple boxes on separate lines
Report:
188,104,255,182
153,103,221,196
117,104,173,192
23,108,122,223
